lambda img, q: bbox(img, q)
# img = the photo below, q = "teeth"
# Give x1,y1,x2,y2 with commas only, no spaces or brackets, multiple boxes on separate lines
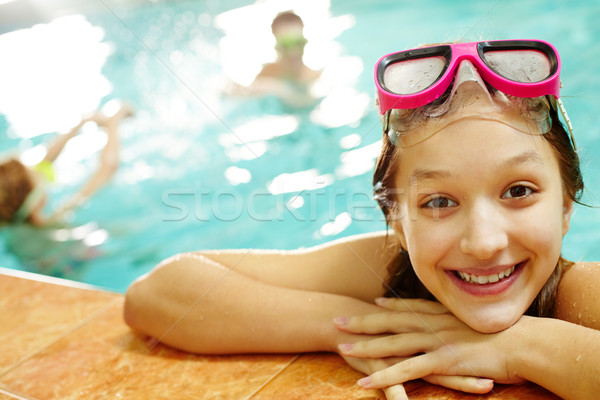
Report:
458,266,516,285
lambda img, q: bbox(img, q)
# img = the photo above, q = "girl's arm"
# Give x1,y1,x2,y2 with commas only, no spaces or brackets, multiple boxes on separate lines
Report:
123,231,398,354
554,261,600,330
511,314,600,399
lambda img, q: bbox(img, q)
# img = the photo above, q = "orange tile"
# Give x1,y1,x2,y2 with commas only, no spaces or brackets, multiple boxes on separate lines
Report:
0,385,37,400
253,353,560,400
251,353,384,399
0,272,119,375
406,380,561,399
0,269,561,399
0,394,24,400
1,301,298,400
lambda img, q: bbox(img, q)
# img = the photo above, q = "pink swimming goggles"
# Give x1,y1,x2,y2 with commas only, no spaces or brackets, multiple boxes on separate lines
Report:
374,39,575,147
375,39,562,112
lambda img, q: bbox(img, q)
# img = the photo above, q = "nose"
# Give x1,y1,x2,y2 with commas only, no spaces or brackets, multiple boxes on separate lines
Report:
459,200,509,260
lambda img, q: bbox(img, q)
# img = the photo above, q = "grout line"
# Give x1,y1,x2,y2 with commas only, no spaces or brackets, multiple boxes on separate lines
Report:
0,267,115,294
0,386,40,400
0,297,122,379
244,354,302,400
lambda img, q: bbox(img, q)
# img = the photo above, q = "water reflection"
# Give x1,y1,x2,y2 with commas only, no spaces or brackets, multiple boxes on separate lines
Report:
267,169,333,195
0,15,111,138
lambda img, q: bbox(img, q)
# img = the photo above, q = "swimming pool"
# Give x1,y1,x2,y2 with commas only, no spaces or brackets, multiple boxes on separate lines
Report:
0,0,599,292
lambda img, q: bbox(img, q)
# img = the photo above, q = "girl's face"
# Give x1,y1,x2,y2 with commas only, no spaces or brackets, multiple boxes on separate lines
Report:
392,107,573,333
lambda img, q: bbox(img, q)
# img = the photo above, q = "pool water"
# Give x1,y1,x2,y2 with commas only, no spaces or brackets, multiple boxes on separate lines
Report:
0,0,599,292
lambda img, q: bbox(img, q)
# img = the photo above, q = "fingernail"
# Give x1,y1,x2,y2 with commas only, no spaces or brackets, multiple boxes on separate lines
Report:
375,297,388,306
357,376,371,388
477,378,494,387
332,317,348,326
338,343,353,353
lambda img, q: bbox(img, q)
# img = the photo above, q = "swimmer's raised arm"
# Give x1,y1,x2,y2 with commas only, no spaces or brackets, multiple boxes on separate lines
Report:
123,231,397,354
48,103,132,222
43,118,89,163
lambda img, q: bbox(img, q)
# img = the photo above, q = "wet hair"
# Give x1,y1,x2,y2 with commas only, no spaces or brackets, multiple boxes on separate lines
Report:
0,159,34,223
271,11,303,35
373,92,584,318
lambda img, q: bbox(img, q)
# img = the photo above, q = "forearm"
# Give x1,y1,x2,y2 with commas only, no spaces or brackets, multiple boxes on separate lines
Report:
77,128,119,200
124,252,381,354
49,133,119,220
513,316,600,400
44,120,86,163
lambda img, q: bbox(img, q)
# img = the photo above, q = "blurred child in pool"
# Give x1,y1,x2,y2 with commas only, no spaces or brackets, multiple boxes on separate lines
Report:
225,10,321,107
125,41,600,400
0,101,132,226
0,101,131,277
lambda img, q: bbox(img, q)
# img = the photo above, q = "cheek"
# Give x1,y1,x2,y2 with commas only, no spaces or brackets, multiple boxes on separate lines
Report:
524,202,565,261
401,221,455,279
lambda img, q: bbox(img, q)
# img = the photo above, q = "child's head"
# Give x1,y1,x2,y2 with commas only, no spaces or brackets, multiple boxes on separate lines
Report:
271,11,307,59
372,40,583,333
0,159,35,223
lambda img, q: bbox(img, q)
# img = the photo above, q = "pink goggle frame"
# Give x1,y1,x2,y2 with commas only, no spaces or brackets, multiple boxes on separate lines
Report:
375,39,562,114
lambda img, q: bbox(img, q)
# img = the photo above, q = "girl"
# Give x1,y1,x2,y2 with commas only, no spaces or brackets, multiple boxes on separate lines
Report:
124,40,600,400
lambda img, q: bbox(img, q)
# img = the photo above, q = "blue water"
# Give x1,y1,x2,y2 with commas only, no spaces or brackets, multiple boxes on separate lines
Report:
0,0,599,292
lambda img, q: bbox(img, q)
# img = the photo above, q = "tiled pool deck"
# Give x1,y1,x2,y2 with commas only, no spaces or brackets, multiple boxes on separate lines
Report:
0,267,559,399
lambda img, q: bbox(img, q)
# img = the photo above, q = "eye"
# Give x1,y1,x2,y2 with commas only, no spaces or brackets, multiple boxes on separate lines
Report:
423,196,458,209
502,185,535,199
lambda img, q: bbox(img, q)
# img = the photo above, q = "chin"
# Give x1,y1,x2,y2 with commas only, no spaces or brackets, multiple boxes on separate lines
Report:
457,306,524,333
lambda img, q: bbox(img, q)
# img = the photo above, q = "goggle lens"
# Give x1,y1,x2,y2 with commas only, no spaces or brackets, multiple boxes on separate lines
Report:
383,56,446,95
482,49,552,83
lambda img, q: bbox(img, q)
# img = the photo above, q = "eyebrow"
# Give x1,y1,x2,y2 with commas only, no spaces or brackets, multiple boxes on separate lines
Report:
408,151,546,185
409,168,452,185
499,151,546,170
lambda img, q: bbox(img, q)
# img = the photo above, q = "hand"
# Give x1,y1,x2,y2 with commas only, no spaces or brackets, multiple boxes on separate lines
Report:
341,354,411,400
335,298,525,393
341,354,493,400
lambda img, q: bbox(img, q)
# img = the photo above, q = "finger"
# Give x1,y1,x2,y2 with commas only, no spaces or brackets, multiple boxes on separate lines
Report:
340,332,437,358
423,374,494,394
383,383,409,400
376,297,448,314
358,354,433,389
335,312,424,335
334,311,452,335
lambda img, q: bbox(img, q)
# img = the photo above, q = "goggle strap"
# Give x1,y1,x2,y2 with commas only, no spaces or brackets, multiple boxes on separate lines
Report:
383,110,400,145
555,97,577,150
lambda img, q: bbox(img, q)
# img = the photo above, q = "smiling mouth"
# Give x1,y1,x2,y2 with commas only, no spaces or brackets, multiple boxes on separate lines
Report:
455,262,523,285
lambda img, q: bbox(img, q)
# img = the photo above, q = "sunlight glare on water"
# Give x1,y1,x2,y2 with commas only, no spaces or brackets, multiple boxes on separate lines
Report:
0,15,112,139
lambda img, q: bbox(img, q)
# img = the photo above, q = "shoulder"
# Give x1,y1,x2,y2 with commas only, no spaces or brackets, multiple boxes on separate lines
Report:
298,230,400,257
290,231,402,301
256,63,281,79
555,261,600,329
302,66,322,82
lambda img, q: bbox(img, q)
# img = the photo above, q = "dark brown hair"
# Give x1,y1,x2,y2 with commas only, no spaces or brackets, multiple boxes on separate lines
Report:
373,100,583,318
0,159,34,222
271,11,303,34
